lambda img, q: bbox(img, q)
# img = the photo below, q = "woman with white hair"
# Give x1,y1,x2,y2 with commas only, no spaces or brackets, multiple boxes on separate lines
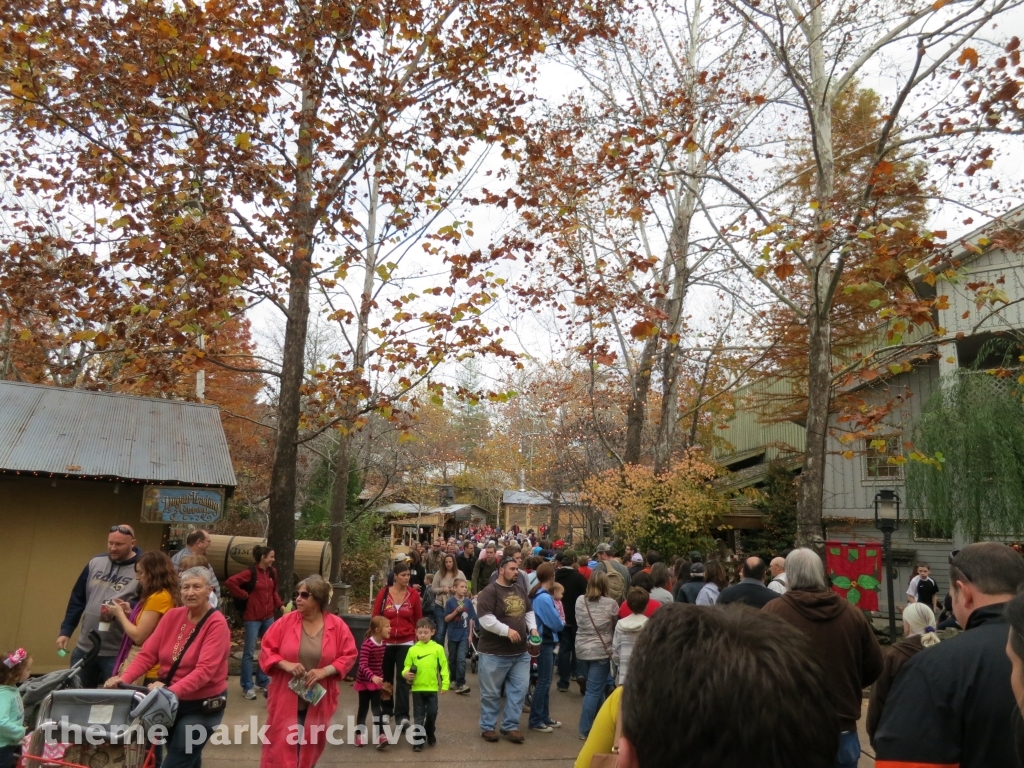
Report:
866,602,941,745
105,567,230,768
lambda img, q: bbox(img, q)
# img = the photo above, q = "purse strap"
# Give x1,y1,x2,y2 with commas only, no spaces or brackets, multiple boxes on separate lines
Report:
162,609,214,686
584,598,613,659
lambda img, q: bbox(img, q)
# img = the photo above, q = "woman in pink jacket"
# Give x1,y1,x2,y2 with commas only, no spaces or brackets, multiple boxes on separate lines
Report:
259,575,357,768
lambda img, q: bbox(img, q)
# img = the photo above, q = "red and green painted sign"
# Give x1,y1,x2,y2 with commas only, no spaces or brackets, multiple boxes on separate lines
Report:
826,540,881,611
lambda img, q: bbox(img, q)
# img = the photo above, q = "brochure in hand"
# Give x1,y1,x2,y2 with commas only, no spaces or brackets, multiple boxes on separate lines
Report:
288,674,327,706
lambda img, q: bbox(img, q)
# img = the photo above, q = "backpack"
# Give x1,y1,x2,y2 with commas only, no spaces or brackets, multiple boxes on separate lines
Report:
231,565,269,614
599,561,626,602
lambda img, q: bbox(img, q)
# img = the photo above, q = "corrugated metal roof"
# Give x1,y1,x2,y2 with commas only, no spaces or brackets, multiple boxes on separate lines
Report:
375,502,428,517
501,490,581,506
714,455,803,493
0,381,236,487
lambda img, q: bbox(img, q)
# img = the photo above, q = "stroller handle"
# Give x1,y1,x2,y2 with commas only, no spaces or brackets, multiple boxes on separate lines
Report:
117,683,152,693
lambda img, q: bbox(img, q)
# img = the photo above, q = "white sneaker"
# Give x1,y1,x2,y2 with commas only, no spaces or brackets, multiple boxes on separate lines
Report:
530,725,553,733
243,689,257,700
546,721,562,728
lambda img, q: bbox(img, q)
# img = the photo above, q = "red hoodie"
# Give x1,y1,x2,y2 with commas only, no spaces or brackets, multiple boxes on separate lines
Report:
372,586,423,645
225,565,282,621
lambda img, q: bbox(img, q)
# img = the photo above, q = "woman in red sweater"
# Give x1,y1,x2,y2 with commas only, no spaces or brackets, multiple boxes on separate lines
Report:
106,567,230,768
371,562,421,727
225,546,283,700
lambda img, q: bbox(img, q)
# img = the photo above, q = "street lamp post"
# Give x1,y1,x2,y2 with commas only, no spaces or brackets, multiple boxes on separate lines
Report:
873,489,901,641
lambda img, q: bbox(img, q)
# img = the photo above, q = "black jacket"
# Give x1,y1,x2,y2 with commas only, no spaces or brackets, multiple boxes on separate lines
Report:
554,567,588,627
676,578,705,604
874,603,1022,768
718,578,781,609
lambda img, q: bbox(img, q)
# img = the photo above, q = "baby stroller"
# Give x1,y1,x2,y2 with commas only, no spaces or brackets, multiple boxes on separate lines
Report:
19,632,102,728
466,625,480,675
18,631,175,768
20,685,172,768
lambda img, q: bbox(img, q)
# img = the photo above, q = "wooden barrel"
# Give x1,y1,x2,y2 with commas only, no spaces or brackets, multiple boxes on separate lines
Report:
206,534,332,581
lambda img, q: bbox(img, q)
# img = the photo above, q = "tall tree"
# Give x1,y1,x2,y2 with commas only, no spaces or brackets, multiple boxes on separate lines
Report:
706,0,1022,549
0,0,610,591
495,0,774,472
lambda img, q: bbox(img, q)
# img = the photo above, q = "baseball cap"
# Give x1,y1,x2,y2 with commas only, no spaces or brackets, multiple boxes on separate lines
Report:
393,553,410,563
631,552,643,564
595,543,613,553
690,563,706,575
562,549,577,562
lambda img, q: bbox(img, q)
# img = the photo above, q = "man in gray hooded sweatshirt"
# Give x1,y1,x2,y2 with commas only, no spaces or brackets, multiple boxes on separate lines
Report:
57,524,142,687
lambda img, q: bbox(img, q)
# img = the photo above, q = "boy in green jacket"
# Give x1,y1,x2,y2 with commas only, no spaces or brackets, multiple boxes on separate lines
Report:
403,617,450,751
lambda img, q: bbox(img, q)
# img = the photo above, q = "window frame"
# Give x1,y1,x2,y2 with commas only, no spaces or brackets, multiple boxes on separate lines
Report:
861,433,905,483
912,518,954,543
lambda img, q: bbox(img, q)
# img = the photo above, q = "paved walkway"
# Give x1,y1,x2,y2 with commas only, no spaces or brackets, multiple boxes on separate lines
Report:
204,675,584,767
202,674,879,766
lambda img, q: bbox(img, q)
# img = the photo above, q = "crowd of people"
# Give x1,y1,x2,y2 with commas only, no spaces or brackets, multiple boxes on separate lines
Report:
6,522,1024,768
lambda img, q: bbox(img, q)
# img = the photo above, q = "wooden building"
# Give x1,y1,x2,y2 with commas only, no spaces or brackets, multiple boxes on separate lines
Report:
0,382,236,672
500,491,588,537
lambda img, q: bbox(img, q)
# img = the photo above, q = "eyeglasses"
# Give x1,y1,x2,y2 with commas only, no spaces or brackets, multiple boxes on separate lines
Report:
294,591,312,600
109,525,134,536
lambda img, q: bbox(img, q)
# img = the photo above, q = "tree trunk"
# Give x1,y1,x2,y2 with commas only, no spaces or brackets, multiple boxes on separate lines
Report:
266,261,312,598
794,0,835,554
795,309,831,549
328,430,352,583
266,31,318,600
624,335,658,465
652,193,695,473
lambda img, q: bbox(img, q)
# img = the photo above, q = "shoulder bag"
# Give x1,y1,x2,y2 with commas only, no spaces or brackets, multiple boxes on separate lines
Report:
163,609,226,716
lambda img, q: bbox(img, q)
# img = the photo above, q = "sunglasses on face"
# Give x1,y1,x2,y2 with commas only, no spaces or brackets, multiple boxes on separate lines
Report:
949,550,974,583
294,591,312,600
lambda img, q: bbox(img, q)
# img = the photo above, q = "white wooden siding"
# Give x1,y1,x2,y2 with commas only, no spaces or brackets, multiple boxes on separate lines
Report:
823,361,941,520
937,245,1024,336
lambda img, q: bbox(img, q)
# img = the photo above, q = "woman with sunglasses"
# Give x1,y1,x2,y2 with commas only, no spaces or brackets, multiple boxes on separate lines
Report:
259,575,357,768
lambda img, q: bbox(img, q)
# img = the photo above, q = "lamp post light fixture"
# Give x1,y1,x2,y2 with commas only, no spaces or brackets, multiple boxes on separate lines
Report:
873,489,901,641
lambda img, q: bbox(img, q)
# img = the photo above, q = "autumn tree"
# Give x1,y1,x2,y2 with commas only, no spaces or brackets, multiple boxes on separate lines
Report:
0,0,611,591
494,0,776,473
581,450,729,555
703,0,1023,549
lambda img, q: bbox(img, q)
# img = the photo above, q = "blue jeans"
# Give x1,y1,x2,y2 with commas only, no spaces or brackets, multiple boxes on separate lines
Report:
556,626,579,689
577,658,609,737
447,635,468,688
835,730,860,768
477,652,530,733
528,643,555,729
241,617,273,692
433,605,448,649
162,708,224,768
69,648,116,689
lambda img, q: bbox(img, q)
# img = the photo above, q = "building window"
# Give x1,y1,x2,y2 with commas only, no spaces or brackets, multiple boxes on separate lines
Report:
913,519,954,542
864,435,904,480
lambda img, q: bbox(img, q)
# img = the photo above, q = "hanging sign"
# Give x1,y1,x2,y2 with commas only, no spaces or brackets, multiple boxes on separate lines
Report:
826,540,882,612
141,486,225,524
